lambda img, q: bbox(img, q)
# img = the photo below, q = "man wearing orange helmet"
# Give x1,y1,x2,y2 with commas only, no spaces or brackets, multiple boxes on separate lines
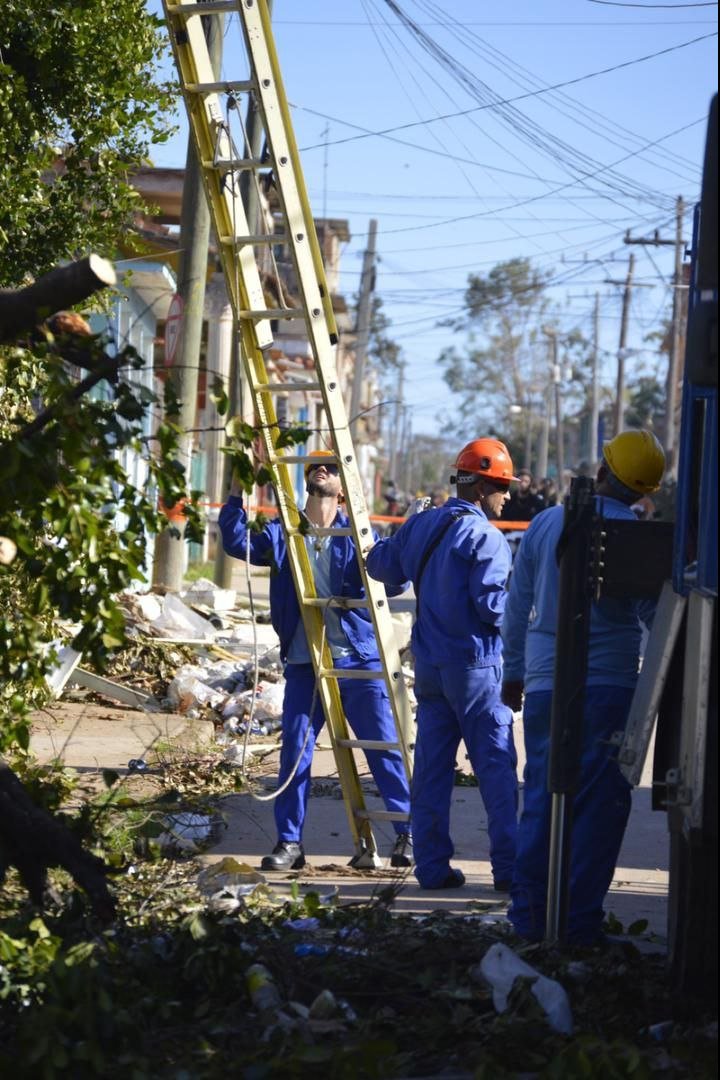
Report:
219,450,412,871
502,430,665,944
366,438,520,891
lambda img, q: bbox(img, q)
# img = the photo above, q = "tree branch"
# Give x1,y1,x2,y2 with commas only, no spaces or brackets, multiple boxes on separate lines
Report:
0,759,115,922
16,352,123,440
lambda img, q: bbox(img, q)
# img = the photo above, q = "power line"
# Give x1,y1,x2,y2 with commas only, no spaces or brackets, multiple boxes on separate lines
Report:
277,18,718,24
300,33,715,152
376,118,704,236
587,1,716,8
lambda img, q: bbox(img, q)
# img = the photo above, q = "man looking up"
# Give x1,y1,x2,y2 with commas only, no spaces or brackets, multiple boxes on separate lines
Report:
219,452,413,871
366,439,520,891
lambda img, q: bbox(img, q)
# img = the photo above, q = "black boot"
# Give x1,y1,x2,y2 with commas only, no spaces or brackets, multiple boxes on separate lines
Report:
390,833,414,868
261,841,306,871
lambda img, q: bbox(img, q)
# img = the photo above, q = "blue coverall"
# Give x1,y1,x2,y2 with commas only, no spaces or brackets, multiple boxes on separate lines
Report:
219,496,411,845
366,498,518,888
502,497,655,943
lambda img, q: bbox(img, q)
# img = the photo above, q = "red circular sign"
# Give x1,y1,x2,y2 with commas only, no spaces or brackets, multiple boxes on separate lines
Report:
164,293,184,368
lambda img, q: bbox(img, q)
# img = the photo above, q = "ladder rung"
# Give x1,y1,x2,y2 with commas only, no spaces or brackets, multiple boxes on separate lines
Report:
356,810,411,823
201,156,265,171
185,80,254,95
273,454,339,466
219,234,277,247
238,308,305,320
303,596,364,609
336,739,401,751
254,381,321,393
166,1,239,15
318,667,386,681
290,528,353,540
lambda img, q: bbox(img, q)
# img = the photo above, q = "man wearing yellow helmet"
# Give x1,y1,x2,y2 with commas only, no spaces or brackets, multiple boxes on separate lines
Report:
502,429,665,944
219,451,412,871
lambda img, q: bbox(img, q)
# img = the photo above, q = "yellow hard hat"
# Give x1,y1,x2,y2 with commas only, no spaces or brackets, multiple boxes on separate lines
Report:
602,430,665,494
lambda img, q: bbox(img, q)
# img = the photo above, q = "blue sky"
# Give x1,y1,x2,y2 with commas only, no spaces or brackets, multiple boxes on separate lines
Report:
150,1,718,436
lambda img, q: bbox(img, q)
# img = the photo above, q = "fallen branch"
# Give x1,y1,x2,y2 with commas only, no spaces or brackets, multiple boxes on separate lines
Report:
0,759,115,922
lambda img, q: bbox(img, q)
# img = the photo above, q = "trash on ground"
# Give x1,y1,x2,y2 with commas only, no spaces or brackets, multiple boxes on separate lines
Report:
156,812,215,853
149,593,217,641
473,942,573,1035
182,577,237,612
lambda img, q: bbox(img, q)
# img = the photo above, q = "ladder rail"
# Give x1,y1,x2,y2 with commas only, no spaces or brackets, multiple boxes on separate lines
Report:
161,0,413,859
237,0,415,774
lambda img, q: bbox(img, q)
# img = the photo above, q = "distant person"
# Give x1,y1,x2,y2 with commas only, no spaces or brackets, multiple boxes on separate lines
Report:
502,469,545,521
367,438,520,893
384,480,402,517
539,478,559,508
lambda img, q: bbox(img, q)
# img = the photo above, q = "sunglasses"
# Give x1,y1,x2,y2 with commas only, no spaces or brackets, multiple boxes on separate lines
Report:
307,463,340,476
482,478,511,493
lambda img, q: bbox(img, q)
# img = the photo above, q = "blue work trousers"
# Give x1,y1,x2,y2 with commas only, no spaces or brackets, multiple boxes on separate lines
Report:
274,658,411,844
509,686,634,944
412,660,518,888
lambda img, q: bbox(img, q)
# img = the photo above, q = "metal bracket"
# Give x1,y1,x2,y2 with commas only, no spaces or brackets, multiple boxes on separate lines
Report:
347,840,382,870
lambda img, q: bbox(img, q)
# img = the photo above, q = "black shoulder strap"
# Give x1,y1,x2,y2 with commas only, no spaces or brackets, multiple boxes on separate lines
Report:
415,510,472,611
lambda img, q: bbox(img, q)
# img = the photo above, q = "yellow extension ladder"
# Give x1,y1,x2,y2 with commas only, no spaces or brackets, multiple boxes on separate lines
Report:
162,0,413,866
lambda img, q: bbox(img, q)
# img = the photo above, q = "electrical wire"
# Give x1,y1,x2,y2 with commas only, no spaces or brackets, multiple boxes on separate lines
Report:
301,31,715,155
414,0,700,183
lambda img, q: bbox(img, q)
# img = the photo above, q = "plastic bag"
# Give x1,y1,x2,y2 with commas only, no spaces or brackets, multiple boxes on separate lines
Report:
474,943,573,1035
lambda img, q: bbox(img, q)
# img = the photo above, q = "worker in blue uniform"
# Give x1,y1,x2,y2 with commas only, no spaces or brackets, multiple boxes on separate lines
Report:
366,439,520,891
219,452,412,871
502,430,666,944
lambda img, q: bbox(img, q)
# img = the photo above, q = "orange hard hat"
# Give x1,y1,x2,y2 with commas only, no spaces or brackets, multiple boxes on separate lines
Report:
304,449,337,477
454,438,519,483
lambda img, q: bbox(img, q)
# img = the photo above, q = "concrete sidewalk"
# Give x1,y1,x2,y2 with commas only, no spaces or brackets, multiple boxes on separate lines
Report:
30,693,669,940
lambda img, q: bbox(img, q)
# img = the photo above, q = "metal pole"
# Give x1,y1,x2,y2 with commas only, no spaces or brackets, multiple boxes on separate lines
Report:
349,218,378,437
613,253,635,437
665,196,685,479
545,475,595,943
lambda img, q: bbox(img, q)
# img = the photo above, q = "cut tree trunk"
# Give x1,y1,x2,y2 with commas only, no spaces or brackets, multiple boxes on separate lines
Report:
0,255,116,343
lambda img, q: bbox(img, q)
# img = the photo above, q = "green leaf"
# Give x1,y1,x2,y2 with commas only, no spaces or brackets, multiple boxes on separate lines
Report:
627,919,648,936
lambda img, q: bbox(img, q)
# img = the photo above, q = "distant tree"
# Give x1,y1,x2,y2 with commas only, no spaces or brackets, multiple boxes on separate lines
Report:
625,376,666,432
438,258,551,432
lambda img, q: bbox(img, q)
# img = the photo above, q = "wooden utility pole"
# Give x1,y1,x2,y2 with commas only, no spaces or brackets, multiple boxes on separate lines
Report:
551,334,565,497
666,196,685,477
388,360,404,483
624,201,684,473
153,13,224,592
213,0,274,589
612,253,635,437
349,218,377,437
